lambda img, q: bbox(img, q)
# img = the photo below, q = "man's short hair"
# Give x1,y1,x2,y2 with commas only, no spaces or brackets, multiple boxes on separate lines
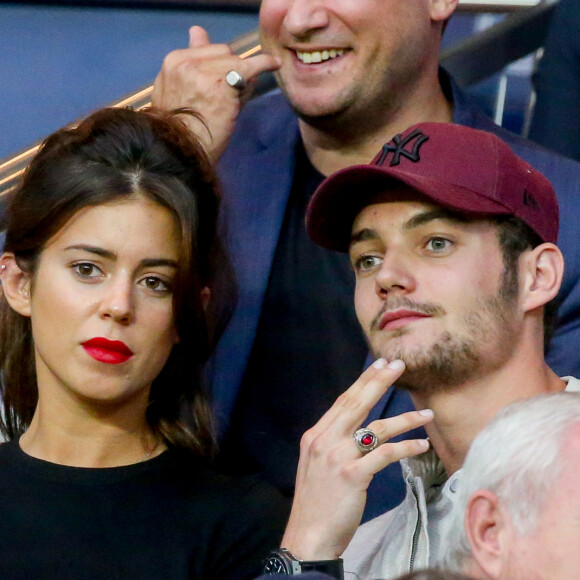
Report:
440,391,580,572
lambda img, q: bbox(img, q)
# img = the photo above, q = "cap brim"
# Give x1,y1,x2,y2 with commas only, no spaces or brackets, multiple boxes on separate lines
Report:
306,164,513,252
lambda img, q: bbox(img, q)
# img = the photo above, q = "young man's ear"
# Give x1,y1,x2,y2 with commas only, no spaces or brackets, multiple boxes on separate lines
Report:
520,243,564,313
430,0,459,23
464,490,510,580
1,253,32,317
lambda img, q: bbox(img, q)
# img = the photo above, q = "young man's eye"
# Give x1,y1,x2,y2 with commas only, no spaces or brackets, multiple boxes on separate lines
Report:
354,255,383,272
426,237,452,252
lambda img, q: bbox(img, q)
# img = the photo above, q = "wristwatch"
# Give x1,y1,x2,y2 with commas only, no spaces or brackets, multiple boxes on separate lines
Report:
263,548,344,579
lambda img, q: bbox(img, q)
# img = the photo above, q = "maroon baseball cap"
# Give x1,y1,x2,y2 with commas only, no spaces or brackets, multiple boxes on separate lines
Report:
306,122,559,252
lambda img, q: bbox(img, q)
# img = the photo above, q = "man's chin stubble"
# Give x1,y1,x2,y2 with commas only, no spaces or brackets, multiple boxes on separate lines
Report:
375,332,482,394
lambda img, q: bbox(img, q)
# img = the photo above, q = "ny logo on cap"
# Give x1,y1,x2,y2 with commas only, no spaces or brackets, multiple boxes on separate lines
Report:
376,129,429,167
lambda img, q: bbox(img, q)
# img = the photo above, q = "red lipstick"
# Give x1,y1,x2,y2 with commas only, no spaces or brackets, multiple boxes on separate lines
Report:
82,337,133,365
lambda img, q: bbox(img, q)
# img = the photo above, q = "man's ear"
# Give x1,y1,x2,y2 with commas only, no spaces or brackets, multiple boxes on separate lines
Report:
1,253,32,317
520,243,564,313
465,490,510,580
430,0,459,23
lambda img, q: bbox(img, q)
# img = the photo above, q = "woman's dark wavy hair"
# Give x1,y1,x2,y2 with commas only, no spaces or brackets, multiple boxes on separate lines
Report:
0,107,235,457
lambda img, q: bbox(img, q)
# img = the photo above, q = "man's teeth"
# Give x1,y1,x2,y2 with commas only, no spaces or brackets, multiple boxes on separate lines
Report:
296,49,344,64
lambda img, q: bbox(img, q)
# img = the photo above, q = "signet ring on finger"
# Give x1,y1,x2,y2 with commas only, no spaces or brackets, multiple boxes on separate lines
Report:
225,70,247,90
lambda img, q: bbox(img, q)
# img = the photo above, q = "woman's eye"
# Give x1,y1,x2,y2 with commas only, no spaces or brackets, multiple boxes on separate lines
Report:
426,237,452,252
141,276,170,294
72,263,102,278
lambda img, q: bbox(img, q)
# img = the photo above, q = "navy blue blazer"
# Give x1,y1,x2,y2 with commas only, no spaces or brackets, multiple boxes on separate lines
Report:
214,70,580,520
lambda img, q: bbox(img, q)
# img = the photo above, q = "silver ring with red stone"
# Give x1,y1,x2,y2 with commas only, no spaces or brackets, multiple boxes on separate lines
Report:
353,428,379,454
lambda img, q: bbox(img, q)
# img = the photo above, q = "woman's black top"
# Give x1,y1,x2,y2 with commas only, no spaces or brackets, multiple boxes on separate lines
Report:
0,439,289,579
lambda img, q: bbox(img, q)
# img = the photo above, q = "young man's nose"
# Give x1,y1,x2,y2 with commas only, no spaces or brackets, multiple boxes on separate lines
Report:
374,253,416,299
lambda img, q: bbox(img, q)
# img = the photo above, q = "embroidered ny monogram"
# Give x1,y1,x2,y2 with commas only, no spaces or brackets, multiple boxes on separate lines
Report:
376,129,429,167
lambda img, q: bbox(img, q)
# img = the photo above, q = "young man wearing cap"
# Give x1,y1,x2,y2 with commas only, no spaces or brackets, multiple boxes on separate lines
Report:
270,122,579,579
153,1,580,522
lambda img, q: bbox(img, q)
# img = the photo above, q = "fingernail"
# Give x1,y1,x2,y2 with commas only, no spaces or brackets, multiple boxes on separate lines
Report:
418,408,434,418
387,359,405,371
373,358,387,369
418,439,430,450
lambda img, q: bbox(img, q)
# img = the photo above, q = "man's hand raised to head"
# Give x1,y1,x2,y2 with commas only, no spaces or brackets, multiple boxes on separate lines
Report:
282,358,434,562
152,26,281,162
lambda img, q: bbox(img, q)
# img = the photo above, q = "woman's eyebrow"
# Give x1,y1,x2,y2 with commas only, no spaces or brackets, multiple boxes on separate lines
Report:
64,244,115,259
140,258,178,269
64,245,178,269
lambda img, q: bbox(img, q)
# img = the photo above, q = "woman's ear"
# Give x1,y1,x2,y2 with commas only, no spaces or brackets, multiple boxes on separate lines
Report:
171,287,210,346
520,243,564,313
201,286,211,312
1,253,32,317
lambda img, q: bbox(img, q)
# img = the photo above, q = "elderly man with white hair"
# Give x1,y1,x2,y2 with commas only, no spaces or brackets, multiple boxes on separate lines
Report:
441,391,580,579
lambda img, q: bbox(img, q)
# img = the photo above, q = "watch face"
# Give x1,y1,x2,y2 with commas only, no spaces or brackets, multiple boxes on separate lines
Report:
263,555,290,574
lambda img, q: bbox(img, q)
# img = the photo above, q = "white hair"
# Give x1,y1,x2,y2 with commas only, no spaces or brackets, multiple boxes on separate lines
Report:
440,391,580,572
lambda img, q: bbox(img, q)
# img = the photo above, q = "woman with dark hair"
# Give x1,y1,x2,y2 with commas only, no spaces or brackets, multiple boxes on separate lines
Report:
0,107,287,579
